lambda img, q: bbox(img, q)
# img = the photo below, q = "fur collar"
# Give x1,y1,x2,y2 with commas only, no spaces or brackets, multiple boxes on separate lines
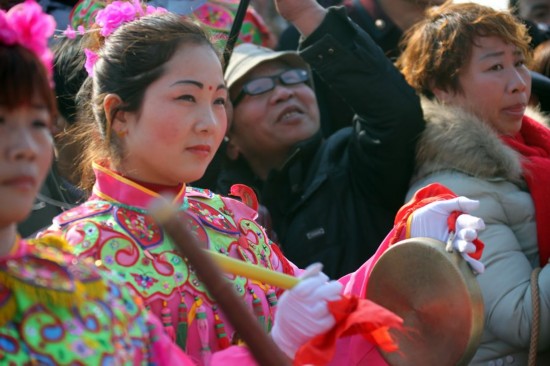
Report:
411,98,541,187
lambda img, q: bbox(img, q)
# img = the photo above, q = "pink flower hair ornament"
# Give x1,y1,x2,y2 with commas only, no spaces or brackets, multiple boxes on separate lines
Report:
0,0,56,81
83,0,167,77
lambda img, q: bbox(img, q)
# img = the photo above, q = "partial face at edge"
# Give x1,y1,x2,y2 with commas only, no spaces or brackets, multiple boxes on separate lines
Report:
518,0,550,27
117,43,228,185
0,97,53,227
434,36,531,136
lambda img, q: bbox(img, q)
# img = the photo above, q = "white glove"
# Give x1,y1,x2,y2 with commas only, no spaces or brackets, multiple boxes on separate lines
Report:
271,263,342,359
452,213,486,274
410,197,486,274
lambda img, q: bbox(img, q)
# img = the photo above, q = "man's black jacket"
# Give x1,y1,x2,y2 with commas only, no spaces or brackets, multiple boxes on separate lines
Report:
218,7,424,278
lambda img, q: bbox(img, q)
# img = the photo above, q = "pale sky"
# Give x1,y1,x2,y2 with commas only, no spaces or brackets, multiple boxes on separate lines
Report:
456,0,509,10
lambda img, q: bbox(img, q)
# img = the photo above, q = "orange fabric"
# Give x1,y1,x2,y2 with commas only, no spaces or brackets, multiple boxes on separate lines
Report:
294,295,403,366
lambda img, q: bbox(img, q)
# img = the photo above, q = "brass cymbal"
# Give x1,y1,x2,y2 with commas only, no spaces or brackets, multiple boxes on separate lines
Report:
366,237,484,366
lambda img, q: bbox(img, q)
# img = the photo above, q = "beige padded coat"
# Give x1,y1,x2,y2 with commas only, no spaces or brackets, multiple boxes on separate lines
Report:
407,99,550,366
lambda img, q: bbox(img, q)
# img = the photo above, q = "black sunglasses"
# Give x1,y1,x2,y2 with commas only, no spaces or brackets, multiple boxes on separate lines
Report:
232,68,309,105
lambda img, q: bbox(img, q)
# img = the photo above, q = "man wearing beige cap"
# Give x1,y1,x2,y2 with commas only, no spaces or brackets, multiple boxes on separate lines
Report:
218,0,424,278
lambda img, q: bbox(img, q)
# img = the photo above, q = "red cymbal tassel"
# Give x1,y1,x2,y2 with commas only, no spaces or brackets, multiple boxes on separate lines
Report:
213,305,230,349
161,300,176,341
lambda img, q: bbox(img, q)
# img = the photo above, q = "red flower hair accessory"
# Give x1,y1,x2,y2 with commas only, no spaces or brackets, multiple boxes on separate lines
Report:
0,0,56,81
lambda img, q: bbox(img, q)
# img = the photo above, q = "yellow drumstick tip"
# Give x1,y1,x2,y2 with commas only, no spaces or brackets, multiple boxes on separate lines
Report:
209,251,299,290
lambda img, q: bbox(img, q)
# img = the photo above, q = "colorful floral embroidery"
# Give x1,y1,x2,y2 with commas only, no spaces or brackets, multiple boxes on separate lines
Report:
187,199,239,234
0,238,153,365
115,207,163,248
131,273,158,289
55,201,112,225
43,167,290,363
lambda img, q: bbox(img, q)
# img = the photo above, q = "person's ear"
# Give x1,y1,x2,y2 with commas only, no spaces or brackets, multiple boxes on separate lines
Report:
225,136,240,161
104,94,127,137
432,87,453,104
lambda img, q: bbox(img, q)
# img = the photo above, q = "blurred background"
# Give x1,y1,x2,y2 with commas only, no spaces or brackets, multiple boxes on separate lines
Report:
458,0,508,9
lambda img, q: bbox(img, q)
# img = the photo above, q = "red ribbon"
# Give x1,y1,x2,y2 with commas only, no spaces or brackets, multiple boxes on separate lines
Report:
294,295,403,366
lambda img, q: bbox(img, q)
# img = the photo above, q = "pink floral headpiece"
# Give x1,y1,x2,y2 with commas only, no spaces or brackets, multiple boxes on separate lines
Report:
0,0,56,81
83,0,167,77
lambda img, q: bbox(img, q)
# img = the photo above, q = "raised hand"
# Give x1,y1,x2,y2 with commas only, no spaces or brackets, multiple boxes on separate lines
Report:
452,213,486,273
409,196,486,273
273,0,326,37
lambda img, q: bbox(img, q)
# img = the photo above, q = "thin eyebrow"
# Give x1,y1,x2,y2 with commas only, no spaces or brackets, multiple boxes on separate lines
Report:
479,51,504,60
31,104,48,112
478,49,523,61
171,80,204,88
170,80,227,91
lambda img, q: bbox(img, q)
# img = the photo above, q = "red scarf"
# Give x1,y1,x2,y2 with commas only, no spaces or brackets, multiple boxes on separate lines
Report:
501,116,550,266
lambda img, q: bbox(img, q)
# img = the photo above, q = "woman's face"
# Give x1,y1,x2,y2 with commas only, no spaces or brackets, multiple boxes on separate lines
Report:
436,36,531,136
117,43,228,185
0,98,53,227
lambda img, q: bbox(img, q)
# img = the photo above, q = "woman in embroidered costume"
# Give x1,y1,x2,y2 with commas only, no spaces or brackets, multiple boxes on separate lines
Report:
0,0,195,364
38,1,488,365
397,2,550,364
38,2,343,364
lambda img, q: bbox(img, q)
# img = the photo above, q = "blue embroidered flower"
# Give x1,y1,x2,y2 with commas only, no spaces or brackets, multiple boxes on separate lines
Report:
131,273,158,289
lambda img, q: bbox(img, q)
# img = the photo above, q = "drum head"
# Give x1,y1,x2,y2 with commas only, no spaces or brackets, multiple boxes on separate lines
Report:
366,237,484,366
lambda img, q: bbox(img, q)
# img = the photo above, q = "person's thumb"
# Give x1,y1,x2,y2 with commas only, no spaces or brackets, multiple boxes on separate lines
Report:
456,213,485,231
291,263,328,297
299,262,324,280
432,197,480,214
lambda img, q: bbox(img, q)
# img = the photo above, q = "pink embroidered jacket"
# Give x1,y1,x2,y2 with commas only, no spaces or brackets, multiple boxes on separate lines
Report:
40,163,298,365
